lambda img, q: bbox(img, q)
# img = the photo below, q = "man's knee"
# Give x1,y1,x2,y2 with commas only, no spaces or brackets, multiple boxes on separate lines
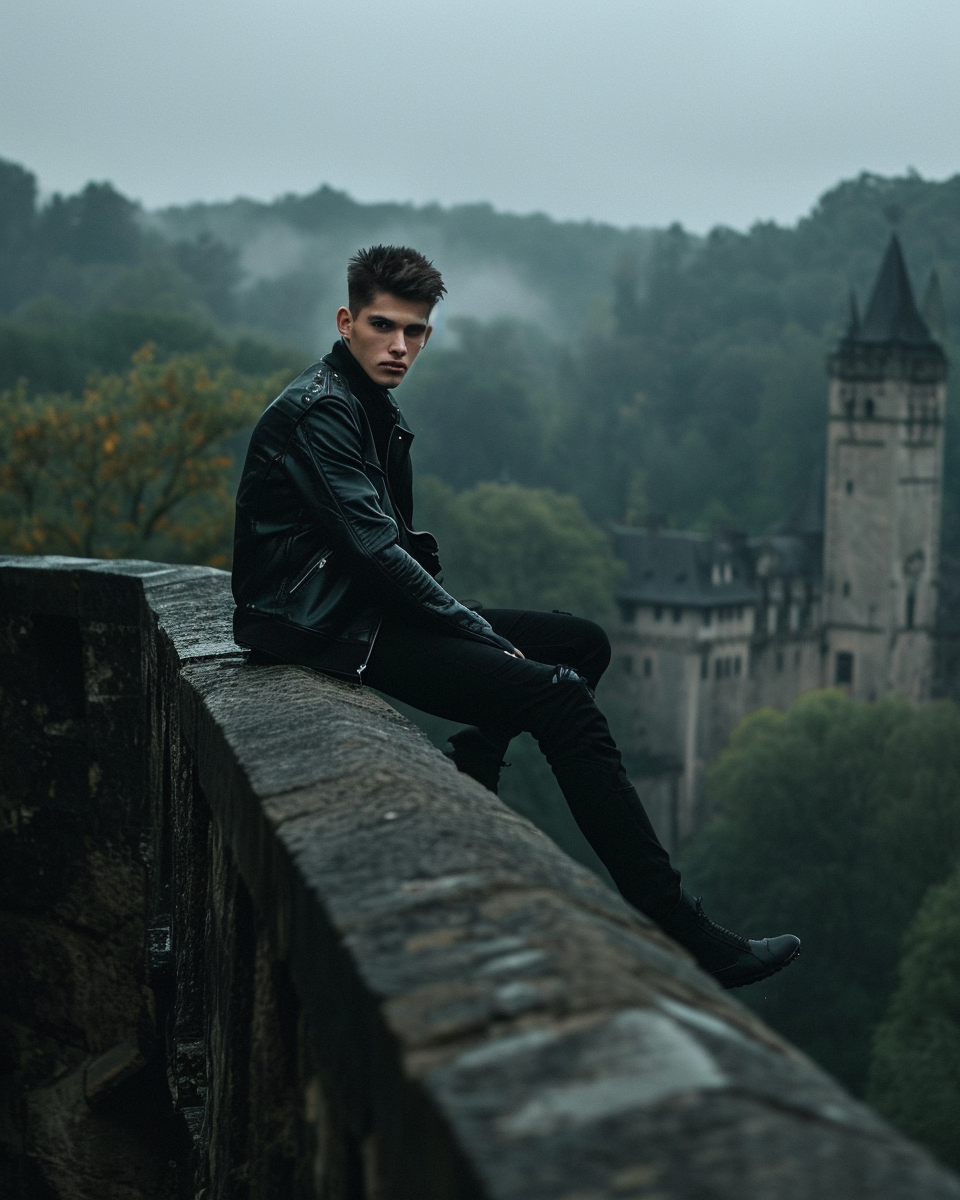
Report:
571,617,611,680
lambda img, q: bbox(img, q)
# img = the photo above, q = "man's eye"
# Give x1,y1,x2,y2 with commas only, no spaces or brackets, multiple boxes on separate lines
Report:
371,320,391,331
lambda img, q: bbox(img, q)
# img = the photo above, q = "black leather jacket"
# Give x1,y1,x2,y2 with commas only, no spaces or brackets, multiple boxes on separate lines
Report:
232,344,513,678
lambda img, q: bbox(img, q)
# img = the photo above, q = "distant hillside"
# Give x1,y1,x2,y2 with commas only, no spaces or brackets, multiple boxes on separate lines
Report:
0,156,658,350
148,189,658,348
4,155,960,548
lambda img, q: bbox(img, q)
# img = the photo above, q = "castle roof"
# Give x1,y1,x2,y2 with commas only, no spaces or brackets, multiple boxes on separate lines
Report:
612,526,758,608
613,519,823,609
856,234,935,347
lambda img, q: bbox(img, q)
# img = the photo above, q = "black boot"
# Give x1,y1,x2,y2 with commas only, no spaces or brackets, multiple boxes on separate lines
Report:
657,888,800,989
445,727,511,794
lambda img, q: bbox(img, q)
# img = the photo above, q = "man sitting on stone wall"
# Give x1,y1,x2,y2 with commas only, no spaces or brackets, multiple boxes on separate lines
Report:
231,244,800,989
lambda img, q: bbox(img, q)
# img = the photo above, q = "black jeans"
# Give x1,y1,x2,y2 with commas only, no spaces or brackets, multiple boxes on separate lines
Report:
363,609,681,920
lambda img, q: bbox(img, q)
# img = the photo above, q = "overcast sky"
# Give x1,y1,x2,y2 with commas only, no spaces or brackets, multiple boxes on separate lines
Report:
2,0,960,233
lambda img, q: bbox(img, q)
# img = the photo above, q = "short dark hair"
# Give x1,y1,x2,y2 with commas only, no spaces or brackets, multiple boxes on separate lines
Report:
347,245,446,314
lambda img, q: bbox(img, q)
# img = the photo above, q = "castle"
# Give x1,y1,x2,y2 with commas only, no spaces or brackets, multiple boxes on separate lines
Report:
612,236,949,848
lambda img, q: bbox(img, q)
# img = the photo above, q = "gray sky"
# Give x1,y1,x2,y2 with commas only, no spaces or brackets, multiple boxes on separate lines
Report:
2,0,960,232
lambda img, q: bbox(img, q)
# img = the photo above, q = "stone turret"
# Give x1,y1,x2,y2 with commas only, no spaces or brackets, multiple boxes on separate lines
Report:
824,235,948,699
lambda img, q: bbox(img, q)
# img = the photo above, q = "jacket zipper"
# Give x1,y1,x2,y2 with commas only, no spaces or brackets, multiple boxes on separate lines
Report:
383,421,404,521
289,551,330,594
356,615,383,682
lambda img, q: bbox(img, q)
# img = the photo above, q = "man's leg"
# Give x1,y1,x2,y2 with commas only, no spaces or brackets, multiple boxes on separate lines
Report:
363,615,800,988
366,615,679,917
445,609,611,796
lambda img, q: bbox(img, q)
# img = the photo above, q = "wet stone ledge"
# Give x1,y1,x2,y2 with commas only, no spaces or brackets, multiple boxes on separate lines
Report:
0,556,958,1200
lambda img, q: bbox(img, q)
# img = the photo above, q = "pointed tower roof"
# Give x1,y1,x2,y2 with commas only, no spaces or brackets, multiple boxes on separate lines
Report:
858,234,934,346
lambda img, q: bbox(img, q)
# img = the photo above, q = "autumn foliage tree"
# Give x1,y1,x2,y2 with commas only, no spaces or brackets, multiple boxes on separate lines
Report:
0,346,278,565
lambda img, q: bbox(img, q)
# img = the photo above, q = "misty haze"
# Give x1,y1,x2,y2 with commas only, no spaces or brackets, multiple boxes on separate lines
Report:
2,145,960,1193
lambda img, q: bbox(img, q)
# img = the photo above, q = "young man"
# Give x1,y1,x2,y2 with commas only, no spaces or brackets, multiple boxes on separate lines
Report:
232,245,800,989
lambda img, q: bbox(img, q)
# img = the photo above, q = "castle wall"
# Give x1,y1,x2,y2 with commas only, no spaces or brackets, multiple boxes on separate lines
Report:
823,368,945,702
749,634,825,709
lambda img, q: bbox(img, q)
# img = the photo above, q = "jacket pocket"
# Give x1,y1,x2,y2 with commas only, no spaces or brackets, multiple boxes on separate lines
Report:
289,548,331,594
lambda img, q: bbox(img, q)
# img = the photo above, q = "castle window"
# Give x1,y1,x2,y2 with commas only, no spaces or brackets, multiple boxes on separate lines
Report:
672,607,683,623
835,651,854,685
700,657,709,680
621,655,634,674
723,563,733,583
715,658,722,680
794,649,801,668
736,606,743,619
702,609,712,627
775,650,784,672
844,398,855,418
654,605,663,621
842,581,851,597
734,656,742,676
846,480,854,495
906,593,916,629
711,564,721,585
618,602,637,623
643,656,652,677
864,398,875,418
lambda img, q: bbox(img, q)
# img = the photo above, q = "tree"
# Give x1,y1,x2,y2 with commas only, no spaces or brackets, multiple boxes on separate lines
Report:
0,347,278,565
0,160,39,312
868,863,960,1169
414,476,622,619
37,181,142,265
172,233,242,322
680,691,960,1094
0,159,36,251
400,318,561,494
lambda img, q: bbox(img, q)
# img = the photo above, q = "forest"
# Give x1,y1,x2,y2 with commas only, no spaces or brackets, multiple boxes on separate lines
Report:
1,154,959,1168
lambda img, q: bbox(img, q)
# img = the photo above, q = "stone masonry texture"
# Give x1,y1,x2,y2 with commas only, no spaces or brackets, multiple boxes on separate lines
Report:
1,557,959,1199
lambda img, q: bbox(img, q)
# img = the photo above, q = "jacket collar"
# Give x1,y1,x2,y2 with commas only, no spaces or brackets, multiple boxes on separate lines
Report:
324,339,399,419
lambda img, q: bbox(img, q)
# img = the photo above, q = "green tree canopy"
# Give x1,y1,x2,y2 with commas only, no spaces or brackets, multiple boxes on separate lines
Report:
415,476,621,619
681,691,960,1094
868,863,960,1170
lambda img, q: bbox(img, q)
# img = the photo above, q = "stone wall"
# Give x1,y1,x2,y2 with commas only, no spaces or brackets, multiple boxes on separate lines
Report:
2,557,959,1200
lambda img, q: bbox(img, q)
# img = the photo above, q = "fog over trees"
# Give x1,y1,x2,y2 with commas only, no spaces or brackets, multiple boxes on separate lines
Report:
3,154,960,1166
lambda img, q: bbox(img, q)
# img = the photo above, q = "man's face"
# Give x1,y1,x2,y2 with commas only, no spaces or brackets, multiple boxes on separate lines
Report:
336,292,433,387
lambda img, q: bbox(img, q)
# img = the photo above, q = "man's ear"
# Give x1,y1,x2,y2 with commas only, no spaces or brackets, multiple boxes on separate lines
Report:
422,324,433,348
336,306,353,340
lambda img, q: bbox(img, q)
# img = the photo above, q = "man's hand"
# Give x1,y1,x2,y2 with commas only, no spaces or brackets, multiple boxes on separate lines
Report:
505,648,525,659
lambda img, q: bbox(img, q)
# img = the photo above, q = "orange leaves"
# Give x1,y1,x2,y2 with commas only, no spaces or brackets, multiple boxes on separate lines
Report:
0,347,276,564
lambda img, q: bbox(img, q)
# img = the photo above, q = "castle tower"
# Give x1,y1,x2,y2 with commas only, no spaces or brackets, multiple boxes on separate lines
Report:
823,236,948,700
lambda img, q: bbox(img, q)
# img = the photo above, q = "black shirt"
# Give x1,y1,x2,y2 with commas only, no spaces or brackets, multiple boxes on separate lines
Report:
324,338,399,475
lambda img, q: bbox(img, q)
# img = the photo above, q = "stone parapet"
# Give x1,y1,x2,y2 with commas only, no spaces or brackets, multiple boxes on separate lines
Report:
1,558,958,1199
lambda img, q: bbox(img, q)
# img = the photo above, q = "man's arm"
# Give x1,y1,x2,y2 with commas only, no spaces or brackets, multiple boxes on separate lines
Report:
289,392,518,653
